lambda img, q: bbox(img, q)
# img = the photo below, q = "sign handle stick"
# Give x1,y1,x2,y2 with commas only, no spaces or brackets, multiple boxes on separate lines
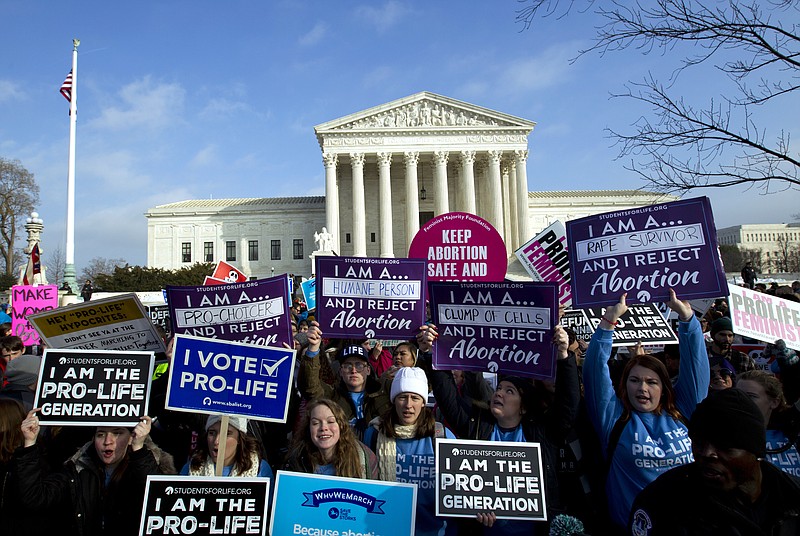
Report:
215,415,230,477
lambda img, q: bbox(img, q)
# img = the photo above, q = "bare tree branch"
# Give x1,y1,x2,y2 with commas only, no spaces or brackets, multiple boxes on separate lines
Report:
515,0,800,194
0,158,39,277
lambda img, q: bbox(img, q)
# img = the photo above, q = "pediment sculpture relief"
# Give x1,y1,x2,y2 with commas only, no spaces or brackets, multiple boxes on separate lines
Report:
334,99,513,130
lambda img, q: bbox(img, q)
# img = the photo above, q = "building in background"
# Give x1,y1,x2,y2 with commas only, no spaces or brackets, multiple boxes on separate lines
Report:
717,223,800,274
146,93,673,279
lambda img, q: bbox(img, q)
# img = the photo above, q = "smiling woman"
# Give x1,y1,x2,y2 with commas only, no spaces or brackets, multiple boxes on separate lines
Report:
285,398,378,479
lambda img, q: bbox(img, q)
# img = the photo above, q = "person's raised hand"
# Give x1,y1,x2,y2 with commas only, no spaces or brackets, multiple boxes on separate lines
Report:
666,288,693,322
601,293,628,328
131,416,152,451
21,409,41,448
307,321,322,352
553,325,569,360
416,324,438,354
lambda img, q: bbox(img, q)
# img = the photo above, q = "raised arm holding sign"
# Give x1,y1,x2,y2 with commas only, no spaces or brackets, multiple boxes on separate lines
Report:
421,323,580,531
582,290,709,530
17,409,174,536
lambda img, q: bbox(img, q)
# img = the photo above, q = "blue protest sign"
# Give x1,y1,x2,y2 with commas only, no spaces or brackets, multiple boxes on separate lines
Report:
270,471,416,536
300,277,317,311
429,281,559,380
166,276,293,348
166,335,295,422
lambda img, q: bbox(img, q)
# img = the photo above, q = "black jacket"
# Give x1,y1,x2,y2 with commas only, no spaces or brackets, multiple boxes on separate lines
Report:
630,461,800,535
13,439,175,536
1,452,55,536
427,353,581,517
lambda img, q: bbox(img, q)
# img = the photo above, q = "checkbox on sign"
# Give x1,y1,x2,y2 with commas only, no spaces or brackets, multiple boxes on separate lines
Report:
260,358,280,377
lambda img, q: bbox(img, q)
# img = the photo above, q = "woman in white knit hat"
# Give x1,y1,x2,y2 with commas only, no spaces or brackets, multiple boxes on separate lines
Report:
364,366,456,536
180,414,272,478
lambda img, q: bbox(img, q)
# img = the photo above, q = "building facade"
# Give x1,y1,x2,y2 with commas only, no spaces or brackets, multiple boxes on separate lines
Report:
146,197,326,279
717,223,800,273
146,93,674,279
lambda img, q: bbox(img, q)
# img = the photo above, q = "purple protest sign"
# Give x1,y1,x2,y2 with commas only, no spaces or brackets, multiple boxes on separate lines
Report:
408,212,507,282
166,276,292,347
429,282,558,380
315,256,426,340
566,196,727,308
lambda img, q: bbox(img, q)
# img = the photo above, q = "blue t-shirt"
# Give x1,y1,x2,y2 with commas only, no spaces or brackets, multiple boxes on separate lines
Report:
396,434,455,536
483,425,534,536
314,463,336,476
363,427,456,536
766,429,800,477
348,391,365,426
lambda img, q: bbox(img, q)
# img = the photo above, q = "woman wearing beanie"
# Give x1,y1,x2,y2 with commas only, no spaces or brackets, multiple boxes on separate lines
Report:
418,324,579,535
364,366,456,536
285,398,378,479
583,290,709,532
180,414,272,478
737,369,800,477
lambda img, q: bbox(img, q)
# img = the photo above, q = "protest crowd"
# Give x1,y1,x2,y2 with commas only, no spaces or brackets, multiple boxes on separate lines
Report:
1,201,800,536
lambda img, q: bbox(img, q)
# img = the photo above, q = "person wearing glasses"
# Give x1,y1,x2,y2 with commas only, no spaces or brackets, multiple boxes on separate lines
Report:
299,321,391,441
709,356,736,392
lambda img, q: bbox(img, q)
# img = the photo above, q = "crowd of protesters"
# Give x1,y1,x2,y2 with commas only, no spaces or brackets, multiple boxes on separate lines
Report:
0,280,799,536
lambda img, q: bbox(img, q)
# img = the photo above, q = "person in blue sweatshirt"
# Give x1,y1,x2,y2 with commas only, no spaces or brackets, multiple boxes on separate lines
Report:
583,290,708,532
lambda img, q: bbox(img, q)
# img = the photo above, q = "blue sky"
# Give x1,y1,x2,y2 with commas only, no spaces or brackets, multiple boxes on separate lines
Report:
1,1,797,273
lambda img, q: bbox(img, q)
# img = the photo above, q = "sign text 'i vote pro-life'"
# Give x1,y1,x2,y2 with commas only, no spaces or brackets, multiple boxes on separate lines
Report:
166,335,295,423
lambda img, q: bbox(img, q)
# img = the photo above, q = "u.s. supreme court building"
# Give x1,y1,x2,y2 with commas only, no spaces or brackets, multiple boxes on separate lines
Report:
146,92,671,279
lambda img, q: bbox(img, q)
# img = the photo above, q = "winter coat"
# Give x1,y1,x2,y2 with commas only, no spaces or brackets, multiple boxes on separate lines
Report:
13,438,175,536
630,461,800,535
299,353,392,441
427,352,581,527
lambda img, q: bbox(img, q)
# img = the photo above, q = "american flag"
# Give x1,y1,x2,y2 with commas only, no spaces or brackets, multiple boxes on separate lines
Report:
60,70,73,102
22,243,41,286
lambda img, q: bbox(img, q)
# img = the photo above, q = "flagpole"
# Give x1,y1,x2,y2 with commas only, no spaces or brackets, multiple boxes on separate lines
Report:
63,38,80,294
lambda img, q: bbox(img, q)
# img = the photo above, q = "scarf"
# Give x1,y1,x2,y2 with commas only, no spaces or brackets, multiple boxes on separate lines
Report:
376,421,416,481
189,451,261,477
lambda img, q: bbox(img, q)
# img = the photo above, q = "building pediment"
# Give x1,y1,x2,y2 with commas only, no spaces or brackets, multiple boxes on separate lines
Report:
315,92,535,134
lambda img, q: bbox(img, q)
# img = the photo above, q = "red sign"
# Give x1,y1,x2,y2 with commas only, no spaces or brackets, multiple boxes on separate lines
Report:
211,261,247,283
408,212,507,282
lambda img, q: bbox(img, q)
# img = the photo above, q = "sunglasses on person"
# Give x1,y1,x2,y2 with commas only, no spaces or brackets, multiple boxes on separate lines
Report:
341,362,368,372
711,368,734,379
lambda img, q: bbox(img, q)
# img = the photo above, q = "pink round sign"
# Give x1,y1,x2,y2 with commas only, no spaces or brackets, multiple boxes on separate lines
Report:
408,212,507,282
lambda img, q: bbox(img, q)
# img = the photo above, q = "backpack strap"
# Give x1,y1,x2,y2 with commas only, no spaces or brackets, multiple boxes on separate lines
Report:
434,421,445,438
